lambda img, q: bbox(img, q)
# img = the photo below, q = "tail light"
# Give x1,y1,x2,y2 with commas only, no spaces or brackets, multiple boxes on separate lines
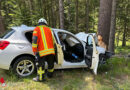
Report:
0,41,10,50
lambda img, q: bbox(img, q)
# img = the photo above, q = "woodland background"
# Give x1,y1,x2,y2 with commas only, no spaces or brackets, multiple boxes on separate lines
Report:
0,0,129,53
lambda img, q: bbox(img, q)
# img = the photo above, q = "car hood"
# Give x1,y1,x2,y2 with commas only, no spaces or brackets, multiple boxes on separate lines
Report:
75,32,106,54
75,32,96,42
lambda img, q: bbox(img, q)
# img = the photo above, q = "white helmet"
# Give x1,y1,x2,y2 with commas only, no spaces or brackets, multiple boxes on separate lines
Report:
38,18,47,25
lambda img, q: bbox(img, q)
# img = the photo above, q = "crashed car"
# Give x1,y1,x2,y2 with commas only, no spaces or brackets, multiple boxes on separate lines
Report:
0,25,111,77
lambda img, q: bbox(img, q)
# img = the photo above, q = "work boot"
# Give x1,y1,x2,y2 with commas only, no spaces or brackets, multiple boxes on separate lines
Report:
33,76,46,82
47,72,53,78
33,76,40,82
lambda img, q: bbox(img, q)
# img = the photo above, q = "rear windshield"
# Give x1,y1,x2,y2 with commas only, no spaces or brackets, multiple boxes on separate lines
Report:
1,30,15,39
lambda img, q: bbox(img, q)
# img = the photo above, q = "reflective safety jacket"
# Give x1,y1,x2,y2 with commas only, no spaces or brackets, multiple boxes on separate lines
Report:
32,25,55,57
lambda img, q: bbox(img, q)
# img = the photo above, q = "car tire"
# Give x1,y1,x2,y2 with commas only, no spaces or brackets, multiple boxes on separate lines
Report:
12,56,36,77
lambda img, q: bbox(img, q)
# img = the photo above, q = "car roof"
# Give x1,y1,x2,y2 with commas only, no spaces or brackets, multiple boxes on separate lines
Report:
11,24,68,33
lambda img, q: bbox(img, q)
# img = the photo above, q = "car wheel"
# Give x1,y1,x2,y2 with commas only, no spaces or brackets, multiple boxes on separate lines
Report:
12,56,35,77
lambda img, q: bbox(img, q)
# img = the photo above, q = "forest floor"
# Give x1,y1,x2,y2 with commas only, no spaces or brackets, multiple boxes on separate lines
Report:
0,46,130,90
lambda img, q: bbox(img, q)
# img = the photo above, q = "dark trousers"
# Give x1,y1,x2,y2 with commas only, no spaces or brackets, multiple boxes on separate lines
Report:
37,54,55,78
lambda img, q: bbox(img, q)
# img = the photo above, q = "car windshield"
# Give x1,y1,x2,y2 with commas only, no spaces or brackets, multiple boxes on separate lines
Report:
1,30,15,39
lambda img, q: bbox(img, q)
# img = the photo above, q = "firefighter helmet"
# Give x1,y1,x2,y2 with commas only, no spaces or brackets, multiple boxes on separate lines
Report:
38,18,47,25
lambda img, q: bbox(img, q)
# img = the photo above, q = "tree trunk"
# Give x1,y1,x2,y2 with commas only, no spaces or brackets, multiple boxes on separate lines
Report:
68,0,71,22
75,0,79,32
0,0,5,36
98,0,112,50
43,0,47,20
51,0,55,27
122,21,126,47
28,0,33,15
55,0,60,28
85,0,89,33
108,0,117,53
59,0,64,29
67,0,71,29
122,2,128,47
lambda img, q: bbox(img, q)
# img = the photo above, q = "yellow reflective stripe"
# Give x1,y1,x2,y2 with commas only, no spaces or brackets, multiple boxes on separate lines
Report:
48,68,54,72
41,27,48,49
39,49,55,56
32,43,37,47
33,31,37,34
39,26,48,49
38,67,45,81
40,50,55,55
39,27,46,49
39,48,54,53
39,51,55,56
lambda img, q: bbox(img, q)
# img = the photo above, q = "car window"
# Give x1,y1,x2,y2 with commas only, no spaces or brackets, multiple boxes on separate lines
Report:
88,36,93,45
24,31,57,44
58,32,80,46
2,30,15,39
58,32,83,48
25,31,33,43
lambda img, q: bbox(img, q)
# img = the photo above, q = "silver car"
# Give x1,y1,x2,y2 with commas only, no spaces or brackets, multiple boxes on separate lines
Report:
0,25,111,77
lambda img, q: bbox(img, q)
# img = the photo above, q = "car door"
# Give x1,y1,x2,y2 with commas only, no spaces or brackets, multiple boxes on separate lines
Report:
55,31,85,63
52,31,64,65
55,42,64,65
87,35,99,75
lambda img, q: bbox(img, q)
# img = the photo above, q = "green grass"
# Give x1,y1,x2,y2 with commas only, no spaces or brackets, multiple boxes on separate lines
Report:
115,46,130,54
0,46,130,90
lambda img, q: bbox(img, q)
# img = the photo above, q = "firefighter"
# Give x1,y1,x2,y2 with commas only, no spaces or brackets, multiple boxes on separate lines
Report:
32,18,55,82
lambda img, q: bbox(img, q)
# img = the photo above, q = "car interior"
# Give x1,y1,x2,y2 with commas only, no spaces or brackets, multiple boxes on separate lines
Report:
25,31,33,43
58,32,84,63
25,31,85,63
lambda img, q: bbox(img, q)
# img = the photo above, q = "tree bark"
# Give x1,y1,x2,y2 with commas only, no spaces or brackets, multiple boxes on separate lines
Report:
98,0,112,50
122,2,128,47
108,0,117,53
51,0,55,27
122,20,126,47
0,0,5,36
59,0,64,29
75,0,79,32
43,0,47,20
85,0,89,33
28,0,34,15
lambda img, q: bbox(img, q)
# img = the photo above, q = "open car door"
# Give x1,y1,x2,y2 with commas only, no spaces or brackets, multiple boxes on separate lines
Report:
52,32,64,65
55,43,64,65
88,35,99,75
